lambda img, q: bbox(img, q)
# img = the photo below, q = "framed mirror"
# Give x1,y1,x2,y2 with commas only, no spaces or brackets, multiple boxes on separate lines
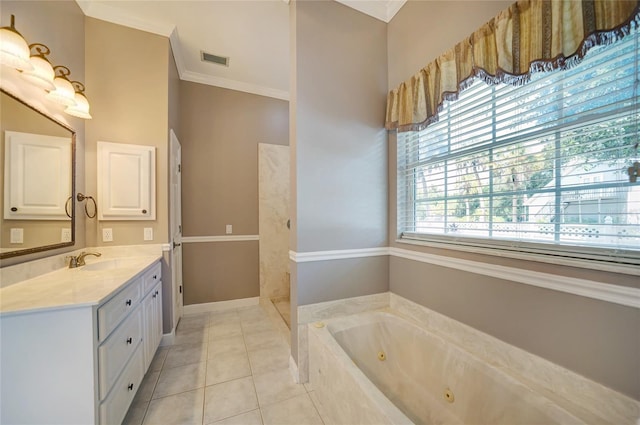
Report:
0,89,75,259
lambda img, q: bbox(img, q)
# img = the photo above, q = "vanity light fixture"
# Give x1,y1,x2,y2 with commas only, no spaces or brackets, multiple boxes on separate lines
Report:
65,81,92,119
0,15,33,71
46,65,77,106
21,43,56,91
1,14,92,120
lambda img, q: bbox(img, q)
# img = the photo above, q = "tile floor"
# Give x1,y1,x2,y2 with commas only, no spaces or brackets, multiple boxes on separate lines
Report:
123,305,325,425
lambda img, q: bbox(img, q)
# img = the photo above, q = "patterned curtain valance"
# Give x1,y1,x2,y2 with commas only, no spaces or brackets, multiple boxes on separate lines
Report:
385,0,640,132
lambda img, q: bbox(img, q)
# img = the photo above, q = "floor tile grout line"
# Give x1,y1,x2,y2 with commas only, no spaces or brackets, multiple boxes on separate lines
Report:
138,305,327,425
256,390,310,410
307,391,326,425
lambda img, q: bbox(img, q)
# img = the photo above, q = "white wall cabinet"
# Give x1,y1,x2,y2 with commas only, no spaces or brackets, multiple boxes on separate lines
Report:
0,260,162,425
3,131,72,220
97,141,156,220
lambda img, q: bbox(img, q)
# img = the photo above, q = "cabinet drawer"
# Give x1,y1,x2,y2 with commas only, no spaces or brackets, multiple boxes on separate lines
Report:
99,343,144,425
142,262,161,295
98,308,143,400
98,280,142,341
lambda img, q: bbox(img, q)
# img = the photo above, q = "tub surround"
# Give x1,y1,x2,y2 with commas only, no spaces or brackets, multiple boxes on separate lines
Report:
302,292,638,424
294,292,390,382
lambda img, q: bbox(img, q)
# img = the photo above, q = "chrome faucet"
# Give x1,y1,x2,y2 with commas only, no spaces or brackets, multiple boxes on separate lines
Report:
67,251,102,268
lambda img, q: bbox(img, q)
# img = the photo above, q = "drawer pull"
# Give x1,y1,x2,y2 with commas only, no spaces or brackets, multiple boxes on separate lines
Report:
126,337,133,345
128,383,134,391
126,299,132,306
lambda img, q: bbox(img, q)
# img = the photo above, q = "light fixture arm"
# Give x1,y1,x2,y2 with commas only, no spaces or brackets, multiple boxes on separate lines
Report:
3,15,24,36
70,81,86,94
29,43,51,59
53,65,72,79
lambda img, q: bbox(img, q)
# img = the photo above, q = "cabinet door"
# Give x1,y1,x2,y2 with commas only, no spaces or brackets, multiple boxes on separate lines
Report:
142,281,163,370
3,131,71,220
97,141,155,220
152,283,163,357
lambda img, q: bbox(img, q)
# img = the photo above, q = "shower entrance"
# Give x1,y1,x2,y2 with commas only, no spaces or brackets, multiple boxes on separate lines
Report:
258,143,291,328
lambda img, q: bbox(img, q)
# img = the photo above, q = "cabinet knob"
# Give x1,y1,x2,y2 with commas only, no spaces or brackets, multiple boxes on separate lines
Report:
142,209,147,214
128,383,134,391
126,299,132,306
153,275,157,280
126,337,133,344
10,207,17,212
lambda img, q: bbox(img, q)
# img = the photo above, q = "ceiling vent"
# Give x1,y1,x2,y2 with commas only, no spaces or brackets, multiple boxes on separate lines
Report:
201,51,229,67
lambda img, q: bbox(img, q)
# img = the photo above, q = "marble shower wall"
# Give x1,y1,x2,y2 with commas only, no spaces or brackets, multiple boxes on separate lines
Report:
258,143,290,300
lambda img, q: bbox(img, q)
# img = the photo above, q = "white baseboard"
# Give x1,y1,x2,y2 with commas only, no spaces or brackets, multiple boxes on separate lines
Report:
160,330,175,347
183,296,260,315
289,355,300,383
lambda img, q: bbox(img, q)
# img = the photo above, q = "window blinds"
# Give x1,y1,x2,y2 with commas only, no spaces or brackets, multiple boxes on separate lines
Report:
397,31,639,264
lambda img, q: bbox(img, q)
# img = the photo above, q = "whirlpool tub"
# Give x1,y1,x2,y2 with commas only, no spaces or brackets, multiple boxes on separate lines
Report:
308,310,620,425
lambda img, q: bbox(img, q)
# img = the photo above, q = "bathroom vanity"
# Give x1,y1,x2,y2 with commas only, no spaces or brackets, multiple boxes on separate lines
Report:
0,255,163,424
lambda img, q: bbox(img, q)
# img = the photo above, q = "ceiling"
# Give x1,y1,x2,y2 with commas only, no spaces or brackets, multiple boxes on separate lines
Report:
75,0,406,101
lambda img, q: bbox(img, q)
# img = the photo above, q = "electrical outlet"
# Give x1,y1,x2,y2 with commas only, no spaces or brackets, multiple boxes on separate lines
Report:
144,227,153,241
102,228,113,242
225,224,233,234
61,228,72,242
10,228,23,244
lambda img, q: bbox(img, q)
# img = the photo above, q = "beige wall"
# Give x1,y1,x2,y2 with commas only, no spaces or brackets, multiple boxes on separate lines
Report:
85,18,170,247
0,1,87,267
387,0,512,88
289,0,389,362
179,81,288,304
387,0,640,399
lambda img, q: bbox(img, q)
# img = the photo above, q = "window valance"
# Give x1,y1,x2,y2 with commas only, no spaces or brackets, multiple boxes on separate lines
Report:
385,0,640,132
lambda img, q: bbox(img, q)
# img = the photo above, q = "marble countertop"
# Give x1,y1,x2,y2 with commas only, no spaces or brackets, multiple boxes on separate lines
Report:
0,255,161,317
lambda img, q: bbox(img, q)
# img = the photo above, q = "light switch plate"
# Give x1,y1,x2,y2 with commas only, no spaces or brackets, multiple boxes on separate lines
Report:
103,228,113,242
10,228,23,244
225,224,233,234
144,227,153,241
61,228,72,242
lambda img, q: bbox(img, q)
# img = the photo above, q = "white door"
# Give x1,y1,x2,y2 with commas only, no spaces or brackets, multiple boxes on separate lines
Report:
169,129,183,329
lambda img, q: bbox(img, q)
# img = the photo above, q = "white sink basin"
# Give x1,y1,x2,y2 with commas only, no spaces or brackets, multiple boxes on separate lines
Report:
81,258,146,271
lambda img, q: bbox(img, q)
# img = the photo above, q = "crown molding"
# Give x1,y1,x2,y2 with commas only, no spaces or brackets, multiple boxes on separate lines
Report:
76,0,174,36
75,0,290,101
181,70,289,101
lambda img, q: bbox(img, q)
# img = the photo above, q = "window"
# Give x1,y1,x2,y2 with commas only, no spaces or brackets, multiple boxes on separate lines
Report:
397,32,640,265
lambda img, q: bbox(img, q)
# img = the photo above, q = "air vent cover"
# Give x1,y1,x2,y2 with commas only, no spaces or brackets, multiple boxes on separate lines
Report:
201,51,229,67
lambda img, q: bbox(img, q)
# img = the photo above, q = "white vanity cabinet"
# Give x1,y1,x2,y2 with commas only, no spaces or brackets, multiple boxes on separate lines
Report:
98,261,162,424
141,263,163,370
0,259,163,425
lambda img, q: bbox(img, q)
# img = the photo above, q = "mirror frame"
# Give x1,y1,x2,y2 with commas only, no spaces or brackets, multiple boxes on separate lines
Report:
0,88,76,259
